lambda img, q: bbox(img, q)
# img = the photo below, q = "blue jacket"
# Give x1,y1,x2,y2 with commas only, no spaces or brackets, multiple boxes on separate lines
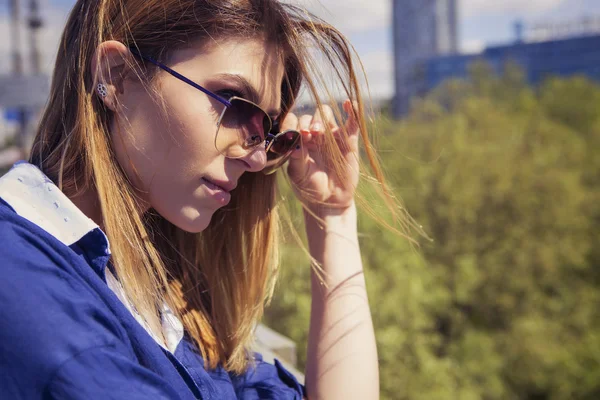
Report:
0,162,304,399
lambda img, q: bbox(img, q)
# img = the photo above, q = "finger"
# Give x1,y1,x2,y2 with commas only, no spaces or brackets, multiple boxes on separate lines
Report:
298,114,313,133
310,105,338,134
297,114,314,144
289,131,307,160
343,99,360,137
335,99,360,155
287,134,311,180
288,114,311,160
272,112,303,166
279,112,299,132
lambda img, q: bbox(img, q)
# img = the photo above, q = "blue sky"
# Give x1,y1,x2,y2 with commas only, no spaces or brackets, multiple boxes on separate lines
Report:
318,0,600,98
1,0,599,99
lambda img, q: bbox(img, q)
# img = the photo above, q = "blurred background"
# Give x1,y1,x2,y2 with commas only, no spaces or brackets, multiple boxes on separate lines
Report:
1,0,599,399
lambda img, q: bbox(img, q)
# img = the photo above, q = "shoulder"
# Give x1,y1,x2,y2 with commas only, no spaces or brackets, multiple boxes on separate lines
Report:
230,352,306,400
0,200,119,329
0,198,122,336
0,198,65,258
0,200,129,394
175,337,305,399
0,199,88,283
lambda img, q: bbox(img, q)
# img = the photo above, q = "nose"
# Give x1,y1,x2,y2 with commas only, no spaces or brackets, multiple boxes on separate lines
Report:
239,146,267,172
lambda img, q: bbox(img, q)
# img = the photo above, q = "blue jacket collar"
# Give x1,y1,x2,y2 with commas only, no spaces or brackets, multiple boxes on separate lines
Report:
0,161,111,258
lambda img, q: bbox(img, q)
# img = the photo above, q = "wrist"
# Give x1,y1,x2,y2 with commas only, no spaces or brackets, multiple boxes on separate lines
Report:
304,201,357,225
303,202,358,240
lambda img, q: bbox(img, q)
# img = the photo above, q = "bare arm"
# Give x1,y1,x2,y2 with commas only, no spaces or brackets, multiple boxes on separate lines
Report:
281,101,379,399
304,203,379,400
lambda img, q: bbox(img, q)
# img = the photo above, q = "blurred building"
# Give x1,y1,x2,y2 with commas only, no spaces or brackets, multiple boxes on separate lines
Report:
392,0,459,117
0,112,18,147
424,23,600,94
393,13,600,118
0,0,47,165
424,33,600,92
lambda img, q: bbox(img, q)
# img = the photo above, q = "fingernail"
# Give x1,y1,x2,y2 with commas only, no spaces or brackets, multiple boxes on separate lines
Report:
310,122,323,131
346,99,354,110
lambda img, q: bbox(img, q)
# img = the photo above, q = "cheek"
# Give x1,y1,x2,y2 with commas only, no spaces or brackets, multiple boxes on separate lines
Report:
111,89,218,189
110,102,173,194
109,86,227,232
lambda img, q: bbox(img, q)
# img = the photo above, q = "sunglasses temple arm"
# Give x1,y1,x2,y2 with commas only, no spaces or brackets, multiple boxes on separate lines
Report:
264,134,275,152
129,48,232,108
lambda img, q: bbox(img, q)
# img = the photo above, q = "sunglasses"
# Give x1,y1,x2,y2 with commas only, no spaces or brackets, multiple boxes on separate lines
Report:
129,48,300,175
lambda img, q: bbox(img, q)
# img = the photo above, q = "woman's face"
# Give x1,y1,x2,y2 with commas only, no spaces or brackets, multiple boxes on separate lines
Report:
111,38,284,232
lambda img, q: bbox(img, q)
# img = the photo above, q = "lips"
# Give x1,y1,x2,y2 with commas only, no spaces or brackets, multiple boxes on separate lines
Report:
202,177,235,193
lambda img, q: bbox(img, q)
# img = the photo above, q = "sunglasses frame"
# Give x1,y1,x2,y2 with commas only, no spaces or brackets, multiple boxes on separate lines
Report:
128,47,300,174
262,129,301,175
215,95,272,155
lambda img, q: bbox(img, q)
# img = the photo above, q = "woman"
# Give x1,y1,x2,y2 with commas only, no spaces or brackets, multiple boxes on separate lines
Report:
0,0,401,398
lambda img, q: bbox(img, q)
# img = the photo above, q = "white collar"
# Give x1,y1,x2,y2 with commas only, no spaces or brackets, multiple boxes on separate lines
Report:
0,161,183,352
0,161,107,249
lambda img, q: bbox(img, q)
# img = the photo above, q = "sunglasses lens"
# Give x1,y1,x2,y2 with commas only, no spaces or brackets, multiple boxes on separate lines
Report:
269,130,300,156
263,130,300,175
216,98,270,158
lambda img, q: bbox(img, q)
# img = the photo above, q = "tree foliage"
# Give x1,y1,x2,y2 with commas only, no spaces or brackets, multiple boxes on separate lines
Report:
264,64,600,400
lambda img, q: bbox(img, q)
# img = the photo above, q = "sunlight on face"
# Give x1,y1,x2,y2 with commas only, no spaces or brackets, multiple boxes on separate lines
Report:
111,38,285,232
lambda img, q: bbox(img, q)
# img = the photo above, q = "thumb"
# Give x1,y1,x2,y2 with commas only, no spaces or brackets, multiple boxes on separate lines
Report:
279,113,310,182
343,99,360,137
337,99,360,155
287,136,310,183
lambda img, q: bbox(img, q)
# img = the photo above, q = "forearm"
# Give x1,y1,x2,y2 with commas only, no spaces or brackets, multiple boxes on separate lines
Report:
303,203,379,400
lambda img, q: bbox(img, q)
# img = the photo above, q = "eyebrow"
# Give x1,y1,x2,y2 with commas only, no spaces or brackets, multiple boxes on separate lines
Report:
212,73,282,118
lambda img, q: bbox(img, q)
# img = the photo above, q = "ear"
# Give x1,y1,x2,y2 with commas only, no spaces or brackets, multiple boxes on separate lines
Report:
91,40,132,111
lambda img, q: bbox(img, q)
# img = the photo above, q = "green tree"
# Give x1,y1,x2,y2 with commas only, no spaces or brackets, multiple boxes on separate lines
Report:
265,68,600,399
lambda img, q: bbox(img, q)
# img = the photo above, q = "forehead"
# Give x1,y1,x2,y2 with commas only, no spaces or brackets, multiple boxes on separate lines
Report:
168,39,285,107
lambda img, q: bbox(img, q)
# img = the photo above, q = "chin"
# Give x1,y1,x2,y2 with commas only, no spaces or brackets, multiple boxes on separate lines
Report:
158,206,215,233
177,214,213,233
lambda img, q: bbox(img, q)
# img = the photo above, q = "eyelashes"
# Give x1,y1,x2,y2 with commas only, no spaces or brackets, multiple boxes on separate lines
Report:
215,88,280,124
207,88,244,120
215,88,244,100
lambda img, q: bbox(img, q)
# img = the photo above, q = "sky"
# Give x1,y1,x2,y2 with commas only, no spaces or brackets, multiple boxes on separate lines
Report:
0,0,599,100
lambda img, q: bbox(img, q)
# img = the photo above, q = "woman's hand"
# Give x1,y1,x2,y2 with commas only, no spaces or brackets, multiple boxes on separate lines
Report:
281,99,360,215
284,101,380,400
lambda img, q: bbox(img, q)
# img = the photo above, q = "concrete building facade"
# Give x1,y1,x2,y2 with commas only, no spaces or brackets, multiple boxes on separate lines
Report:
392,0,459,117
423,33,600,94
393,8,600,118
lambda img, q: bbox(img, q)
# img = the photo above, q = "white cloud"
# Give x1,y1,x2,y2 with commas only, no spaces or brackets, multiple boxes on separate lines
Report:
356,50,394,99
461,0,565,18
291,0,570,34
289,0,390,34
0,0,594,103
544,0,600,20
294,49,393,103
461,38,485,54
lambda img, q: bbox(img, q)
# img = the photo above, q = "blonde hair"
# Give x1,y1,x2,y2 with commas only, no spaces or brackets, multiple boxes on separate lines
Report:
30,0,415,374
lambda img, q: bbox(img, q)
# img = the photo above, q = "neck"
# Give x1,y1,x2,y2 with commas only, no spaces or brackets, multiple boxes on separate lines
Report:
70,189,105,231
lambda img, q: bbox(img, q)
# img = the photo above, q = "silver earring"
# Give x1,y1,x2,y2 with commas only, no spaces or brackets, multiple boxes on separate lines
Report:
97,83,108,98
